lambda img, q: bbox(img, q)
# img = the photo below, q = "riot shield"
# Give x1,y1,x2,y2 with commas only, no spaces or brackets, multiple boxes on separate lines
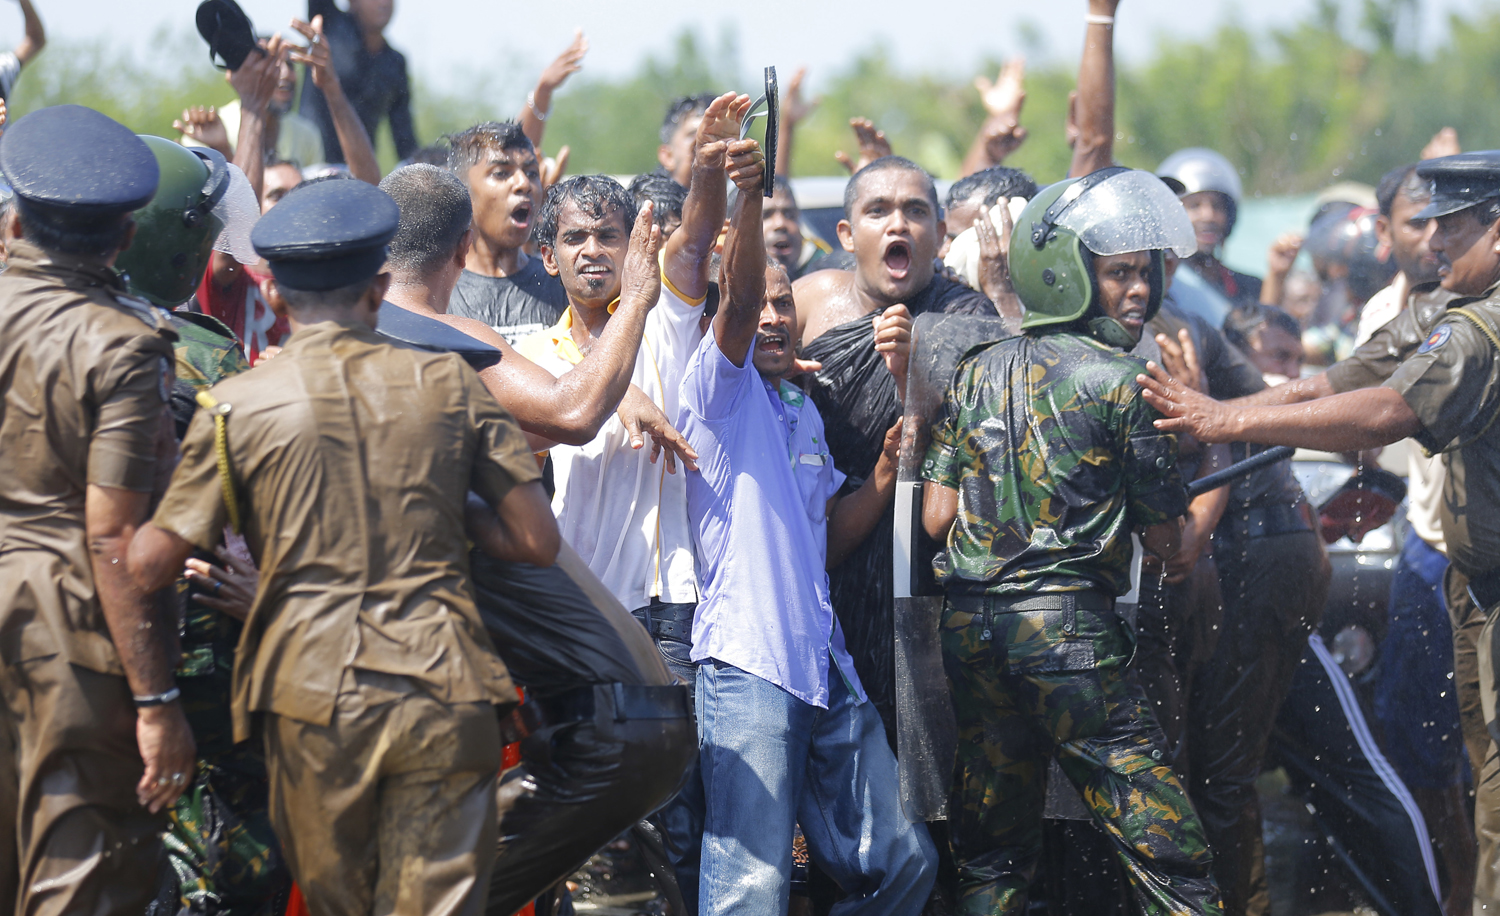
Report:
893,312,1009,822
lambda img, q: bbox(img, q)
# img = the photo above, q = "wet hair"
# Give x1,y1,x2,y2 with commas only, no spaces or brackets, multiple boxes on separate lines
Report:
446,121,534,184
266,156,303,175
843,156,939,220
1375,164,1428,219
946,166,1039,212
276,275,377,309
406,143,452,167
380,165,474,276
627,171,687,229
535,175,637,248
13,198,131,259
660,94,718,144
1224,304,1302,353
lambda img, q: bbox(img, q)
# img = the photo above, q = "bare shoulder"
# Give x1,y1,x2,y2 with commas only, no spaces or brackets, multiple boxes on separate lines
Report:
794,269,863,345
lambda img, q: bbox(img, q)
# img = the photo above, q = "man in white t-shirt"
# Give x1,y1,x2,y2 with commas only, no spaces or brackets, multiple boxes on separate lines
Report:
515,91,748,914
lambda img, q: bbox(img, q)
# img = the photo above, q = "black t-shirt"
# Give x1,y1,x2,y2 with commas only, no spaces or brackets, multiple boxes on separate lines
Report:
447,261,569,345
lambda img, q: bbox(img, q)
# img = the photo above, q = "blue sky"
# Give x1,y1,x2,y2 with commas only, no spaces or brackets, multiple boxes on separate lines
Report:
25,0,1495,95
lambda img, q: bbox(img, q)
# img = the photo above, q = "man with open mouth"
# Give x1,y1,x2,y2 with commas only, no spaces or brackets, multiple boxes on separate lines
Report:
446,121,569,345
789,155,996,746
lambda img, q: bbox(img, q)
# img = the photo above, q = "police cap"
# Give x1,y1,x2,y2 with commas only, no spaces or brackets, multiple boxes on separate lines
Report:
0,105,159,219
251,178,399,291
1414,151,1500,220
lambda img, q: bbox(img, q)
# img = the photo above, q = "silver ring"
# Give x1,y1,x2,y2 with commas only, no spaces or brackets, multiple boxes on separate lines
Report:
212,579,222,595
172,772,186,785
156,776,170,787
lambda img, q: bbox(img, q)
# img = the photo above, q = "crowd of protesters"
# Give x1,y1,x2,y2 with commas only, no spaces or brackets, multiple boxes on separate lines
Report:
1,1,1499,915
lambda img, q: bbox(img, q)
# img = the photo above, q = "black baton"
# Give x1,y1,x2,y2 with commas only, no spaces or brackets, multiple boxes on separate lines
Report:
1185,446,1296,498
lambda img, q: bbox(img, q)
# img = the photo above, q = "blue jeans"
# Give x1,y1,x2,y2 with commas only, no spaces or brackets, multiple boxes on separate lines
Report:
697,658,936,915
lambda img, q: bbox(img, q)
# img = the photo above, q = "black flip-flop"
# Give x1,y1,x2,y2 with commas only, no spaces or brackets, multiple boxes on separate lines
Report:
196,0,260,71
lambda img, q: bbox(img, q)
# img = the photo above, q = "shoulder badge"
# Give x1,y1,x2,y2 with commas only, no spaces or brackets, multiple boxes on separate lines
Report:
1418,324,1452,354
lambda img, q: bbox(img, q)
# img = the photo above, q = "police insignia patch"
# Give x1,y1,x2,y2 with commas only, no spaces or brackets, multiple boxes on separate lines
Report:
1418,324,1452,354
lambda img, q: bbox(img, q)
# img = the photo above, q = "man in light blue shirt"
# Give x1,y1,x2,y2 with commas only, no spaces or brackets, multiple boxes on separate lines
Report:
678,134,936,915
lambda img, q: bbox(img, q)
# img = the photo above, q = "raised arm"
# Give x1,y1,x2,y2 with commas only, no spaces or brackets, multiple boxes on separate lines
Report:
291,17,380,183
714,137,770,367
961,58,1028,177
227,35,286,201
665,91,750,302
1068,0,1120,178
12,0,44,67
518,30,587,150
775,66,817,179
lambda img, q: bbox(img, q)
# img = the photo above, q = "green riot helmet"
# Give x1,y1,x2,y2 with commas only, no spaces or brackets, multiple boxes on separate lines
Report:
1012,167,1196,347
117,136,258,307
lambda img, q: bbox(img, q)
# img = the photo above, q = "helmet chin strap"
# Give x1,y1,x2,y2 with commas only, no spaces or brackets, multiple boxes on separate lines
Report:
1086,315,1139,349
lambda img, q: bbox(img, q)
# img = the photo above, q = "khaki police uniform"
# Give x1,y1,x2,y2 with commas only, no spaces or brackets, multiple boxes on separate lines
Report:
0,239,178,914
152,319,538,916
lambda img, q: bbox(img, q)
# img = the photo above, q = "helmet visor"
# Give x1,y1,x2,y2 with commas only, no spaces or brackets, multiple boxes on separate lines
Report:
1056,170,1197,259
211,162,261,266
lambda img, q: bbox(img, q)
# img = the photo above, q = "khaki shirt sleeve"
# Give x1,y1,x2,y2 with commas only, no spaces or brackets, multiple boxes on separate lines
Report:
151,406,230,551
1327,309,1418,393
464,362,541,506
1383,317,1500,454
88,334,172,491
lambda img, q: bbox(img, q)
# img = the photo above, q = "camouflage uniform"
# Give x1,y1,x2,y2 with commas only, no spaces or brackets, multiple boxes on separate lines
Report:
150,312,291,916
922,330,1221,916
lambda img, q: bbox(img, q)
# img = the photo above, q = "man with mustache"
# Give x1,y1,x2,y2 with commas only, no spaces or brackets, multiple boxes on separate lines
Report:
1138,150,1500,915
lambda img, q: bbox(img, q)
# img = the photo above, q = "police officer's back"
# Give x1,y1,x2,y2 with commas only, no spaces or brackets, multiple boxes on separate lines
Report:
0,105,195,915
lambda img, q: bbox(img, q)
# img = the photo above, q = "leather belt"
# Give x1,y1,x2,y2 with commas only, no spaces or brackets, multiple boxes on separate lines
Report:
1222,503,1312,540
632,605,694,643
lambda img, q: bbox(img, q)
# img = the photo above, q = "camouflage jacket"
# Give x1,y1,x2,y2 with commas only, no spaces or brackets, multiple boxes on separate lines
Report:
922,330,1187,596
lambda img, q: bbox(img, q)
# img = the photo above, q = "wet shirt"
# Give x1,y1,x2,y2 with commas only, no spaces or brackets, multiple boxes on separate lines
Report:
1187,254,1262,312
299,0,417,162
152,321,539,741
516,279,705,610
1326,284,1455,394
1384,291,1500,580
0,240,176,674
923,331,1186,596
678,335,864,710
447,262,568,345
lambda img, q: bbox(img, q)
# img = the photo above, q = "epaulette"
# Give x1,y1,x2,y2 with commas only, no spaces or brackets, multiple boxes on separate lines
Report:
112,292,180,341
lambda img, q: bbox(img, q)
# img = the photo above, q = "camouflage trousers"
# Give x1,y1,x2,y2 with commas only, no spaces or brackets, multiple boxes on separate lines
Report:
940,593,1223,916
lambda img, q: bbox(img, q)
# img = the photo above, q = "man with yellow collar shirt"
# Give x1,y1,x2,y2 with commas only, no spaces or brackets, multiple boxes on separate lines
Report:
921,169,1222,915
513,89,751,913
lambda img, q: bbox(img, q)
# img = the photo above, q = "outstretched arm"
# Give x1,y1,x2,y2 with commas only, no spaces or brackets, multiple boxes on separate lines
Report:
228,35,286,201
665,91,750,303
1068,0,1120,177
827,421,901,568
1138,361,1421,451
